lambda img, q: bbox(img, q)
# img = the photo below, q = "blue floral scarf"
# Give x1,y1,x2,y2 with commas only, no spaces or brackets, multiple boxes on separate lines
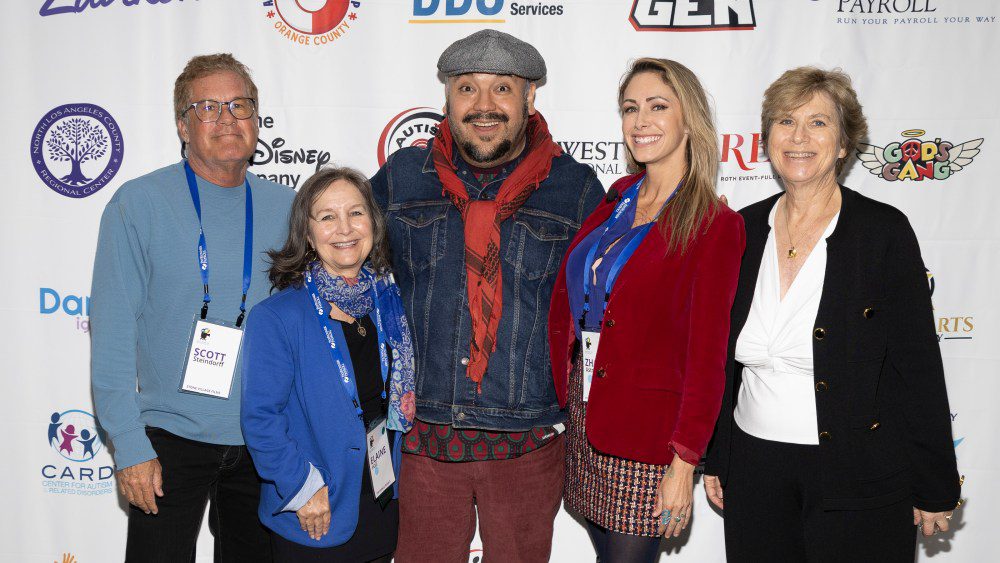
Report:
308,261,416,432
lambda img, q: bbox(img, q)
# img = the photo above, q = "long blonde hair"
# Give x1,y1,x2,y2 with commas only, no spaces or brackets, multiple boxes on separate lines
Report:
618,58,719,254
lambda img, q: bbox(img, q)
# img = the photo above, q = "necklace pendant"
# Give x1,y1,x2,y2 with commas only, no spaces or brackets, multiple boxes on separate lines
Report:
787,247,798,259
356,323,367,337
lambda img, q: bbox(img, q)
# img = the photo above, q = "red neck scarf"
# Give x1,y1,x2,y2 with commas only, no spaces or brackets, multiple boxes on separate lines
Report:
433,112,562,390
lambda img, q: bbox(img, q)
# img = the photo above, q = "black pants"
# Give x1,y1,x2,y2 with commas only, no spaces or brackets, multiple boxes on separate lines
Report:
724,425,916,563
125,427,271,563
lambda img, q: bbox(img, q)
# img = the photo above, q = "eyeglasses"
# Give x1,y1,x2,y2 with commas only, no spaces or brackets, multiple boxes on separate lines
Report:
183,98,257,123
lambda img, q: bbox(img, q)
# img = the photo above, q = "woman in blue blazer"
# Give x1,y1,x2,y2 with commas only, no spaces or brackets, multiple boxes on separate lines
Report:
241,167,416,562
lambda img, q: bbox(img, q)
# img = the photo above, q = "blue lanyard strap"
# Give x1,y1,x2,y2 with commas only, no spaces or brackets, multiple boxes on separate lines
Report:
304,270,391,420
581,177,679,328
183,161,254,326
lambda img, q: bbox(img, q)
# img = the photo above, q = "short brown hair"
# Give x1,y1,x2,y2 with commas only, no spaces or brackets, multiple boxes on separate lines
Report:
268,167,392,291
173,54,259,121
761,67,867,176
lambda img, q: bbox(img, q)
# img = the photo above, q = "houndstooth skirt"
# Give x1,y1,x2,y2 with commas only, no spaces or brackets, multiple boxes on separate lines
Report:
563,355,669,537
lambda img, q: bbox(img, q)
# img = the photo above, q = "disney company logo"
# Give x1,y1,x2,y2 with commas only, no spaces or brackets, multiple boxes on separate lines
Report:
30,104,124,198
857,130,982,182
263,0,361,46
252,114,332,190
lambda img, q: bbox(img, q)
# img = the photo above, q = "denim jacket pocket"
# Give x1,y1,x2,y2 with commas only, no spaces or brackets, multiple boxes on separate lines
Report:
504,209,572,281
391,202,450,273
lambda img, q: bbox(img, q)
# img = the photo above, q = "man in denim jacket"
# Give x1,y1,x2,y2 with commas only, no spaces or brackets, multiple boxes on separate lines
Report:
371,30,603,562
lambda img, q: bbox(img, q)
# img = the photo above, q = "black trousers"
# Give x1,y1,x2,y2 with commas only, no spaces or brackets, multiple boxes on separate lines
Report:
724,425,916,563
125,427,271,563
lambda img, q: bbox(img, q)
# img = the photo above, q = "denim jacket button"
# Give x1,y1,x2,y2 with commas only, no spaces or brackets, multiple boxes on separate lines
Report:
456,412,466,420
460,357,469,366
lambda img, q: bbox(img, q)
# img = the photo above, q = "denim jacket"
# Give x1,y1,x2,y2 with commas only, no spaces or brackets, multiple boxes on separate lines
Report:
371,141,604,431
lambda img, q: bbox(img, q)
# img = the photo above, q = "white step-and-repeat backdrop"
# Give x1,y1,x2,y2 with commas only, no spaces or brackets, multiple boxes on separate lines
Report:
2,1,996,561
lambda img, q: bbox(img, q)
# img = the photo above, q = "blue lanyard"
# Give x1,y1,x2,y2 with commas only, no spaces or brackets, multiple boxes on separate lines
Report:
580,177,679,329
303,270,390,421
183,162,254,327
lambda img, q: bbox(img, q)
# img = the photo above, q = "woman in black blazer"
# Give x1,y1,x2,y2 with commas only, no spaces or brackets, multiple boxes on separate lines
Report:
703,67,961,562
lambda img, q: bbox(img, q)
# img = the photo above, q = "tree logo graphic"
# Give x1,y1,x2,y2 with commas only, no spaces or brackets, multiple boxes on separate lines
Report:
46,117,109,185
30,103,124,198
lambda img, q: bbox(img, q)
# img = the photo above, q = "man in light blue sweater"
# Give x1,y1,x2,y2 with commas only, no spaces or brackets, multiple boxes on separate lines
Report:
90,54,294,562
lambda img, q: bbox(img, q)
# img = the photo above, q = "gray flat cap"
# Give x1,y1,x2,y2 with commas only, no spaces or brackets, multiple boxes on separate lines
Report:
437,29,546,81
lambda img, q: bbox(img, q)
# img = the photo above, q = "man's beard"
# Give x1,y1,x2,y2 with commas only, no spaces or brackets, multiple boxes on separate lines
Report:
450,103,529,164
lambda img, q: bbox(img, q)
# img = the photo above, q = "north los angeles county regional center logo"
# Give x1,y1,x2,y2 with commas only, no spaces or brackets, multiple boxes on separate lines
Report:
264,0,361,46
857,130,982,182
378,108,444,166
42,409,115,496
30,103,123,198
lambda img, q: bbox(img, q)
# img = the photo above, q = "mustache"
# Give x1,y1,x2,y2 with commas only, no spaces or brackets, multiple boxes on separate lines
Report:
462,112,509,124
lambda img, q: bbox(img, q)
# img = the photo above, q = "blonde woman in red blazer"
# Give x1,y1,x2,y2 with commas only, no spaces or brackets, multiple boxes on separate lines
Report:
548,58,744,561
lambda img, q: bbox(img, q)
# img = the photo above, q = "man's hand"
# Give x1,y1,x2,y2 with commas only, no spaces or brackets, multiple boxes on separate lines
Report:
117,458,164,514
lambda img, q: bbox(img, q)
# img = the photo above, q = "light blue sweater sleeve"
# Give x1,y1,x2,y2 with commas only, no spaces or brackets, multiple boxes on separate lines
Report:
90,190,157,469
283,464,326,512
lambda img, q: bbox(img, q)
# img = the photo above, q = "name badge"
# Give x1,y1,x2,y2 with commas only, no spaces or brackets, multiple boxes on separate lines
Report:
179,317,243,399
581,330,601,402
366,418,395,500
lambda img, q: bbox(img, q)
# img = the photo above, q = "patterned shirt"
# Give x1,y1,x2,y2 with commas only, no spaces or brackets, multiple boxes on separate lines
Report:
403,421,560,462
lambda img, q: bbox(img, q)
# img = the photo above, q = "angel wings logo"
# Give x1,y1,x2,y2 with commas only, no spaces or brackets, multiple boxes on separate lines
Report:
856,130,982,182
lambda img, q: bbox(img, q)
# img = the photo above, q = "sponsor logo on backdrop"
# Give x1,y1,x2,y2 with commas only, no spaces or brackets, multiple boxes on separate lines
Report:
377,108,443,166
558,140,627,176
830,0,996,26
251,114,332,189
42,409,115,496
39,0,185,17
263,0,361,46
40,288,90,334
927,269,975,342
409,0,564,24
630,0,756,31
857,131,982,182
719,131,775,182
30,104,123,198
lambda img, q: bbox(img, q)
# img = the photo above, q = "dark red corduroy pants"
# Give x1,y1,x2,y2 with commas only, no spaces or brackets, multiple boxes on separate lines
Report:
395,434,565,563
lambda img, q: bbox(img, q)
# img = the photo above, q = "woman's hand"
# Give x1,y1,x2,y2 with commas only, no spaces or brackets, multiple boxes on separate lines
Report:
703,474,724,510
653,454,695,538
914,507,954,537
297,486,331,541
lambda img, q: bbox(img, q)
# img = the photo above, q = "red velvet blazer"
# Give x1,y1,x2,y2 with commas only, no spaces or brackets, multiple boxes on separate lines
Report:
548,173,745,466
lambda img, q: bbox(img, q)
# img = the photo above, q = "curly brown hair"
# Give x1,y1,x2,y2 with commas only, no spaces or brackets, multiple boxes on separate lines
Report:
268,167,391,291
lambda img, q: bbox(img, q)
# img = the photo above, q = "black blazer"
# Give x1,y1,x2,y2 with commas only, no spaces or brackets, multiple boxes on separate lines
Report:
705,186,960,512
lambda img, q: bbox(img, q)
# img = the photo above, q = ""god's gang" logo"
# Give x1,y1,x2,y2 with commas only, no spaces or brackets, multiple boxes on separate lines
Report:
856,130,982,182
